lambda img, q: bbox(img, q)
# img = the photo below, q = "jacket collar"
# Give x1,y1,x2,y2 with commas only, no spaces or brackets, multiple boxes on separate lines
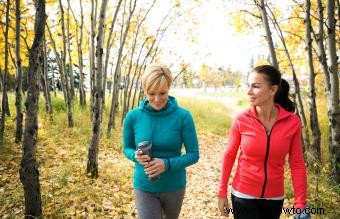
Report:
246,103,292,121
138,95,178,117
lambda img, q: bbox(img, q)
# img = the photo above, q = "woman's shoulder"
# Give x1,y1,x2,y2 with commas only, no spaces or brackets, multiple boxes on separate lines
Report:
234,109,252,121
176,106,192,117
285,112,302,126
125,108,144,119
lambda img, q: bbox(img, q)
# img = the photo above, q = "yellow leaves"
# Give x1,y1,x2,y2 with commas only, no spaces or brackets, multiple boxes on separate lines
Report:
255,59,270,66
173,0,181,8
230,10,260,34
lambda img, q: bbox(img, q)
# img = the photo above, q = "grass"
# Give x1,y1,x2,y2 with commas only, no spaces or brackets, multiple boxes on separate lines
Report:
0,92,232,218
177,96,232,136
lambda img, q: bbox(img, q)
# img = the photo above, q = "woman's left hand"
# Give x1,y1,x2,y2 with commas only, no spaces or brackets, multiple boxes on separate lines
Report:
144,158,165,178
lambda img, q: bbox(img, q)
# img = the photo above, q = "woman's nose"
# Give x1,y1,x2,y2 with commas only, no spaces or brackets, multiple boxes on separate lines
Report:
247,87,252,95
154,95,160,102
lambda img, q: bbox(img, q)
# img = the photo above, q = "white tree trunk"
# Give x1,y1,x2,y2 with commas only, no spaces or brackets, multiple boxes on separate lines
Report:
87,0,109,178
326,0,340,183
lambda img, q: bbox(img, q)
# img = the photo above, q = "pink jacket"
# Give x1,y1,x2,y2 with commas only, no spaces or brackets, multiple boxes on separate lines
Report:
218,104,307,209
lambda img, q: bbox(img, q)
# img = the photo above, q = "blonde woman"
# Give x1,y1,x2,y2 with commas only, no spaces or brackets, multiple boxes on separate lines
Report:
123,64,199,219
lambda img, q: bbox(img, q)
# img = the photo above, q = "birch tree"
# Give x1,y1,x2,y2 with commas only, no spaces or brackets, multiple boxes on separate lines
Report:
15,0,23,143
19,0,46,216
326,0,340,183
66,3,75,99
0,0,10,142
102,0,123,107
257,0,278,68
89,0,98,108
41,35,53,118
87,0,109,178
58,0,74,127
67,0,86,106
107,0,137,137
305,0,321,161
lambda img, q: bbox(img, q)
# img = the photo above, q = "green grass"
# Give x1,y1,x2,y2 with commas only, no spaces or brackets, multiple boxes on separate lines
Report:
177,97,232,135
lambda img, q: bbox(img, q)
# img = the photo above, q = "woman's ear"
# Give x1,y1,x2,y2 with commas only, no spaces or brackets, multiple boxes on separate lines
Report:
271,85,279,96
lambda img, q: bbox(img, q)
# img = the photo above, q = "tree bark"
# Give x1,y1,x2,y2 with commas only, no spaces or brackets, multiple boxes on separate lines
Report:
78,0,86,107
0,0,11,142
315,0,331,92
42,36,53,118
58,0,74,127
19,0,46,217
89,0,98,109
305,0,321,162
66,3,75,99
46,24,66,99
102,0,123,107
326,0,340,184
258,0,279,68
87,0,108,178
15,0,23,143
107,0,137,137
67,0,86,107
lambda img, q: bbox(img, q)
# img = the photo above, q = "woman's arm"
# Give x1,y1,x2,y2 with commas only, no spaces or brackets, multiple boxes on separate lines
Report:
289,121,307,209
218,119,241,197
123,112,137,162
164,111,199,171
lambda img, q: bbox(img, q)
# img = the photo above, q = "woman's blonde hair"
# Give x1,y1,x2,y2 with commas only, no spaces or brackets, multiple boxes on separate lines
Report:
142,64,173,94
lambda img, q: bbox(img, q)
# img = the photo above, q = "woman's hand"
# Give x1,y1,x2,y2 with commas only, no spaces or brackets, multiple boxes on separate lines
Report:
134,150,151,165
218,196,229,217
144,158,165,178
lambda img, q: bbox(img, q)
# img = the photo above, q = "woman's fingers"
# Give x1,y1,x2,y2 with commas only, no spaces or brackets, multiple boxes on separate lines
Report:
218,197,229,217
134,150,151,165
144,158,165,176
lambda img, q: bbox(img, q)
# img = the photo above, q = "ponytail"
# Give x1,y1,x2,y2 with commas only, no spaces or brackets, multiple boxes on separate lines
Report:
274,79,295,112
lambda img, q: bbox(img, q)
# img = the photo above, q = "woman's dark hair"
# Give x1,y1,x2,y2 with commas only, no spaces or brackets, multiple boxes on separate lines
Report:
252,65,295,112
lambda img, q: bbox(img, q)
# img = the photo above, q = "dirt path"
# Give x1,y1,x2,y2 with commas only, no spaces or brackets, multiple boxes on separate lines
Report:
180,134,231,219
175,90,244,218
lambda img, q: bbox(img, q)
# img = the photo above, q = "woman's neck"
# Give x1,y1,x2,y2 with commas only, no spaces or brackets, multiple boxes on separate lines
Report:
255,102,277,122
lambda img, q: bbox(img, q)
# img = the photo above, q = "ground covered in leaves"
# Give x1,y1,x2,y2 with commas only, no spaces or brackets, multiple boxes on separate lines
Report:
1,94,339,218
1,127,231,218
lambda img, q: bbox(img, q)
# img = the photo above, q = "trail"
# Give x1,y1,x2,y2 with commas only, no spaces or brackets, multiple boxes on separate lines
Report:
180,133,230,218
175,89,243,218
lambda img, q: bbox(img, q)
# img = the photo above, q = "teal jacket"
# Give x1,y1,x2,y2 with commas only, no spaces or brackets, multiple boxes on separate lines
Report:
123,96,199,192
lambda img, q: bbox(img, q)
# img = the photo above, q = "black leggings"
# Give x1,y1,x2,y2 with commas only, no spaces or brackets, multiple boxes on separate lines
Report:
231,194,284,219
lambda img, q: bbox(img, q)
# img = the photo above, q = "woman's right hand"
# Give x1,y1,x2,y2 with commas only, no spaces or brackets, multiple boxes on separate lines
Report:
134,150,151,165
218,196,229,217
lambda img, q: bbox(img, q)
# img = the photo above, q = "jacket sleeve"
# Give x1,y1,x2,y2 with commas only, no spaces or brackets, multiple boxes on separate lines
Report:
165,111,199,171
123,112,137,162
218,118,241,197
289,120,307,209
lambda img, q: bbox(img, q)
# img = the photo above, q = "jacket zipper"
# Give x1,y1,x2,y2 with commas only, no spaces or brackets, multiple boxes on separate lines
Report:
256,117,281,198
248,108,290,198
261,130,271,198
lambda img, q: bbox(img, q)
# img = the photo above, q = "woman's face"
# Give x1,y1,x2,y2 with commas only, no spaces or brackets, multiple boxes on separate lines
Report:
146,82,169,110
247,72,278,107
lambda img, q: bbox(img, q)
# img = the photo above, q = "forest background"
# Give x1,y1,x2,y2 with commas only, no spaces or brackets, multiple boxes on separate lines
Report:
0,0,339,218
